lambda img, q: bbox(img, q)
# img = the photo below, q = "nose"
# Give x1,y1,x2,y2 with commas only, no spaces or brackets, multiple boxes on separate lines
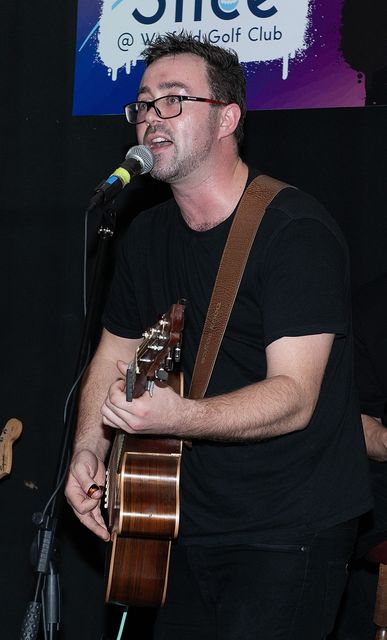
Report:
143,102,162,126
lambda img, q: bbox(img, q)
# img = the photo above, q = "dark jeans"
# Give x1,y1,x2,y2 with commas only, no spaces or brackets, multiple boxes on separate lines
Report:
154,519,358,640
327,558,379,639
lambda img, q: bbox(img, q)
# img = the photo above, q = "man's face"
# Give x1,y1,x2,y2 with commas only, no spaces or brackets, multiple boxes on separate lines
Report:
136,54,221,183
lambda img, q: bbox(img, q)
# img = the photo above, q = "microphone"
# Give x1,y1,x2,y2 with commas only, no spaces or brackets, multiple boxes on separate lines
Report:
87,145,154,211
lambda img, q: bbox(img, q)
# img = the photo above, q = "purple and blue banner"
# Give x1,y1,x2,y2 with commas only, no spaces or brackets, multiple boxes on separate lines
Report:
73,1,365,116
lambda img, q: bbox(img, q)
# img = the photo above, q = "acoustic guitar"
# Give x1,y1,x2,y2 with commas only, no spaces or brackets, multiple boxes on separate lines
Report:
104,301,185,608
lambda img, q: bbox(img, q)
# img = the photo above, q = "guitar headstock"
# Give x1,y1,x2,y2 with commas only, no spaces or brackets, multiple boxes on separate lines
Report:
127,301,185,401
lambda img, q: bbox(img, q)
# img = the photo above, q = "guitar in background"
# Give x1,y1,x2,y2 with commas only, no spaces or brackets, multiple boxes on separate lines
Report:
0,418,23,479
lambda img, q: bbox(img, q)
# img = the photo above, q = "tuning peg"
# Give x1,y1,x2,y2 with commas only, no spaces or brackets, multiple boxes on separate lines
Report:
155,368,169,382
174,344,181,362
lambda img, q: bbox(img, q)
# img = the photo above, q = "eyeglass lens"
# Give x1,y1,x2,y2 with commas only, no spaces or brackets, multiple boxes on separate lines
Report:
128,96,182,123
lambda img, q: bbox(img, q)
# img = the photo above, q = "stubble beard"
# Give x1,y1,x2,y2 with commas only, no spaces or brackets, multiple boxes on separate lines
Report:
150,110,219,184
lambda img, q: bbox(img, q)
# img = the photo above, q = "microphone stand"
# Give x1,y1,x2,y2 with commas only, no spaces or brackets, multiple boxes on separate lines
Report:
19,201,117,640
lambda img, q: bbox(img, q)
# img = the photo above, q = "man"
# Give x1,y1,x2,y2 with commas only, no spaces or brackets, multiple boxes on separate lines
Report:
65,32,372,639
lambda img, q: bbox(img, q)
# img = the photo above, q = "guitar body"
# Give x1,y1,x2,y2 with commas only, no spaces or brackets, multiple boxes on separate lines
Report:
104,303,185,608
105,432,182,607
106,534,172,607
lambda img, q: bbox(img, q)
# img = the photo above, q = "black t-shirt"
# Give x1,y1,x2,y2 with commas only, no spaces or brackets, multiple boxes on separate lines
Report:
103,170,372,545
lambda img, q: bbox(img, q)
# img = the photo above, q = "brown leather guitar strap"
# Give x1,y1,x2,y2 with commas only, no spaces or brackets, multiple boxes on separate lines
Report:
188,174,290,400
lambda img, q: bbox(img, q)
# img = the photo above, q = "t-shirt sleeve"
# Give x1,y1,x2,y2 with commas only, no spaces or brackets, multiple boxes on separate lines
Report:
261,217,348,346
102,233,143,338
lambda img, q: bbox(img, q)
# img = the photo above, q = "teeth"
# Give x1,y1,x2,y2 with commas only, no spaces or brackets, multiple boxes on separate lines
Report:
152,137,168,143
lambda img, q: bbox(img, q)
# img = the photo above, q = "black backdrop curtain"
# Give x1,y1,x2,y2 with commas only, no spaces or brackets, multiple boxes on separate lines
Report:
1,2,387,639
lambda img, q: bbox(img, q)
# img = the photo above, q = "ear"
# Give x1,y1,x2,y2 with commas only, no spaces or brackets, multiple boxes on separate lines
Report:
218,103,241,141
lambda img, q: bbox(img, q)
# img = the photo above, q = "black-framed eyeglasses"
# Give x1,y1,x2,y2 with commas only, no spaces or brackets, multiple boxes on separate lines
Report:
124,94,228,124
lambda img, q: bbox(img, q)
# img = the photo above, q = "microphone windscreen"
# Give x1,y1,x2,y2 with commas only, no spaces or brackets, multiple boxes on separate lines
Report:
126,145,154,174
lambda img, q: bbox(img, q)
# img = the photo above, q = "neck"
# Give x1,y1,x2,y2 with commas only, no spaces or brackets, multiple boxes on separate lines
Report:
171,157,249,231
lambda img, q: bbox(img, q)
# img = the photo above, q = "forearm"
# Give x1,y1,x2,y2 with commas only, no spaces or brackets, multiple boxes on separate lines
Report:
175,374,314,441
72,330,141,461
102,333,331,442
362,414,387,461
73,357,120,460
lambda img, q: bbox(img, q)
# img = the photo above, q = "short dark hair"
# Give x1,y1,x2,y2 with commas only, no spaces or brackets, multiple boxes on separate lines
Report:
141,31,246,149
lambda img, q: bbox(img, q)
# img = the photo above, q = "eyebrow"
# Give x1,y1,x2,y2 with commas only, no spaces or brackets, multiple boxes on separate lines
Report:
137,81,190,99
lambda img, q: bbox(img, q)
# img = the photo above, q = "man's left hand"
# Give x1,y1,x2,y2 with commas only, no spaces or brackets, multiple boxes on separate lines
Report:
101,360,185,435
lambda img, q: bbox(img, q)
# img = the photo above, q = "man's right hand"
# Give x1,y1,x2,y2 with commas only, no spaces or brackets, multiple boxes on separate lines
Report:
65,449,110,541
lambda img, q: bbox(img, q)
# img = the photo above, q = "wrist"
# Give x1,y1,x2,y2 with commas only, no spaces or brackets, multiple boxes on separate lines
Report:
172,396,203,438
72,446,105,464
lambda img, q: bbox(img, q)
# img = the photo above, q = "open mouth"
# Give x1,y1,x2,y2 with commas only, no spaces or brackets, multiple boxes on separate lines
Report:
147,135,173,150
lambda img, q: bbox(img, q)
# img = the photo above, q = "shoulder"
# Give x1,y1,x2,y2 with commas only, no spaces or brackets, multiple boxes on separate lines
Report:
130,197,178,233
257,179,347,250
246,168,338,231
114,197,179,264
269,184,334,227
120,197,179,251
244,173,350,275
